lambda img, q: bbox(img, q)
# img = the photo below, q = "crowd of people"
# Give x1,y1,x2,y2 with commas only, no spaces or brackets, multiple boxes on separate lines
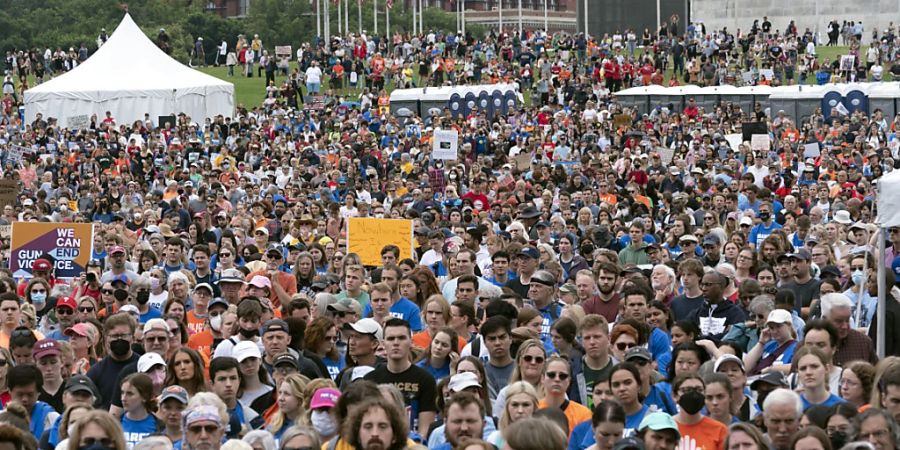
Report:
4,11,900,450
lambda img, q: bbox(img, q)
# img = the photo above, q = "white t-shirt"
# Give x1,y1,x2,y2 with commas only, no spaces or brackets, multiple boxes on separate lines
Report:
305,66,323,84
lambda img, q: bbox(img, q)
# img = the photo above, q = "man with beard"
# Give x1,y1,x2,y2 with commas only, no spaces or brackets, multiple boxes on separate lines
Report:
581,264,620,323
687,272,747,343
431,392,486,450
346,397,413,450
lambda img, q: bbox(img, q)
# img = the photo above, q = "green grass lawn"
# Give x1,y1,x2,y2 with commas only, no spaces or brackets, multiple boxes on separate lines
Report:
198,45,859,108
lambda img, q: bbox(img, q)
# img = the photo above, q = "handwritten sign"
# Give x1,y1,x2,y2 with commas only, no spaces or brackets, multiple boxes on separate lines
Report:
655,146,675,165
67,115,90,129
347,218,413,266
275,45,293,58
9,222,94,279
432,129,459,160
751,134,771,151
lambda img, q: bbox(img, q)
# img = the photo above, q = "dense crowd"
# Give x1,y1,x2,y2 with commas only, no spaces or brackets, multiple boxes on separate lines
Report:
4,12,900,450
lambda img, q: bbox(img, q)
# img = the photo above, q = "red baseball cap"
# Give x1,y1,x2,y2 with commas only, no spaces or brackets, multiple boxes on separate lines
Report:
33,339,61,360
56,297,77,310
33,259,52,271
110,246,126,255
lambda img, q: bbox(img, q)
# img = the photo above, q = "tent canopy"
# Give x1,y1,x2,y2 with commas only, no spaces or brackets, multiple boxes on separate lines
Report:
25,14,233,126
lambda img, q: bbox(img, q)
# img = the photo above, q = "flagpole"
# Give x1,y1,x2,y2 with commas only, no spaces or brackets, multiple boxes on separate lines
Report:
337,0,342,35
413,0,417,35
358,0,362,33
325,0,330,43
387,4,390,38
317,0,322,39
419,0,423,33
460,0,464,35
345,0,349,36
374,0,378,35
518,0,522,36
544,0,548,31
498,0,502,34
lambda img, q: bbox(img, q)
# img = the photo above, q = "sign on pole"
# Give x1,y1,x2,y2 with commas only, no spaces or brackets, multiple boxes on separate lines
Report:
347,218,413,266
432,129,459,160
9,222,94,279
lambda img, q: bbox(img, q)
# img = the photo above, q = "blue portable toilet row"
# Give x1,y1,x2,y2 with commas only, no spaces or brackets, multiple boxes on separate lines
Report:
391,84,522,119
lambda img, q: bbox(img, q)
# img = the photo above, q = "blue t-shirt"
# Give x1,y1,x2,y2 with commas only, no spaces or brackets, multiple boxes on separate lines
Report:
761,339,798,367
323,356,345,380
749,221,783,247
139,306,163,324
121,414,158,449
363,297,424,331
800,393,846,411
625,404,651,434
417,359,451,384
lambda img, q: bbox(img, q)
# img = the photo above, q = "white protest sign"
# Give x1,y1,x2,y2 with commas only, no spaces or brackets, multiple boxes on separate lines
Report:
655,146,675,165
67,115,89,129
432,129,459,160
804,143,820,158
724,133,743,151
751,134,771,151
275,46,292,58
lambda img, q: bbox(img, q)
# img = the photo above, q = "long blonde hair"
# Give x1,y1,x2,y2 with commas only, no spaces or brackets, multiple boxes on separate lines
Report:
268,374,310,434
499,381,540,430
508,339,546,386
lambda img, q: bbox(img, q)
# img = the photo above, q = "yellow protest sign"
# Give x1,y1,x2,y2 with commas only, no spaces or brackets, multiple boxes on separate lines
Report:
347,218,414,266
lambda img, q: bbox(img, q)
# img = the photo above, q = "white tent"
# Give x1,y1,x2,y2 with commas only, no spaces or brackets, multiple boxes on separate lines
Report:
24,14,234,127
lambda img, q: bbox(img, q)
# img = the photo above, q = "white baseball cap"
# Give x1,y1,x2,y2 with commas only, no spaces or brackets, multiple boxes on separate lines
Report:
137,352,166,373
233,340,262,362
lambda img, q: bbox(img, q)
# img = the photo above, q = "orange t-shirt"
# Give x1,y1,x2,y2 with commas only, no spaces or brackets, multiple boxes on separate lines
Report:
186,330,214,372
538,399,592,436
186,311,207,336
676,417,728,450
412,330,467,352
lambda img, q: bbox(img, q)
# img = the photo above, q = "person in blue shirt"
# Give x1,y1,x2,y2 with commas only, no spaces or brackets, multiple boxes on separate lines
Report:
795,346,846,411
8,364,59,439
743,309,798,376
157,385,189,450
620,286,672,378
609,363,651,434
363,266,423,332
120,373,163,449
210,356,262,439
748,202,782,248
416,328,457,384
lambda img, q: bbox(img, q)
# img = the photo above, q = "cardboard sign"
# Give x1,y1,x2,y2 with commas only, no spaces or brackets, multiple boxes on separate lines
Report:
804,143,821,158
347,218,413,266
655,146,675,165
751,134,771,151
514,153,532,171
724,133,743,151
613,114,632,129
0,180,16,210
66,115,90,129
432,129,459,160
275,46,293,58
9,222,94,279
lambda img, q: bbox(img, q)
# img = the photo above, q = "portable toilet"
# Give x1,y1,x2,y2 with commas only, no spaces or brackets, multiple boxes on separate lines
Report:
679,85,706,110
616,86,652,116
646,84,678,113
768,85,803,120
388,88,424,116
869,82,900,117
731,85,757,115
821,85,844,122
842,83,870,116
749,85,772,114
794,84,828,122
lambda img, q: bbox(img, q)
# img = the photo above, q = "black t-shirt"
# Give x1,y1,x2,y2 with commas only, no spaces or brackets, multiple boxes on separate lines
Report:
86,353,140,410
505,278,530,298
109,360,140,408
39,386,64,413
364,364,437,430
670,293,705,322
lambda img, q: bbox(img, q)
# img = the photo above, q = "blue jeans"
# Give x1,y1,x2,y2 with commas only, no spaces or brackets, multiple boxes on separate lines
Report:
307,82,320,94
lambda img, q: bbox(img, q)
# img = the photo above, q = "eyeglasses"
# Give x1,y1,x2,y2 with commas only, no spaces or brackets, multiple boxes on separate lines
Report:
80,438,115,447
616,342,638,351
188,424,220,434
31,289,46,294
145,336,168,343
546,371,569,380
522,355,545,364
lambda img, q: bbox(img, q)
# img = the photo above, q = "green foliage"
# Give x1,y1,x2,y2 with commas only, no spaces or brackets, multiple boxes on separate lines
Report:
0,0,483,60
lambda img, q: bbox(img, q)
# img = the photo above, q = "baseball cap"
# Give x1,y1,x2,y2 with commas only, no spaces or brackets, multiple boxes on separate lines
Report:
159,385,189,404
137,352,167,373
343,318,384,341
254,227,269,236
265,245,283,257
33,339,61,360
638,412,681,438
193,283,214,294
233,340,262,362
33,258,52,271
310,388,341,409
208,298,229,310
56,297,77,310
328,298,362,315
448,372,482,392
788,248,811,261
143,318,171,334
248,276,272,289
350,366,375,381
679,234,699,244
65,375,100,398
766,309,793,326
120,304,140,317
218,268,247,285
273,353,299,370
517,246,540,259
612,437,646,450
110,245,126,255
750,371,789,389
624,347,652,362
713,354,745,373
821,265,842,278
531,270,557,287
702,234,720,246
64,323,96,340
740,216,753,226
262,319,290,335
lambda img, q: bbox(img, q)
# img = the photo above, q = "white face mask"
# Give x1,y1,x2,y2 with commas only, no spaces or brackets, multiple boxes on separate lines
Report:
311,410,337,437
210,314,223,331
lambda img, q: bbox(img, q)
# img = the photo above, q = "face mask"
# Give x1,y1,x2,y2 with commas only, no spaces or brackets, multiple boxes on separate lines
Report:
109,339,131,357
210,314,223,331
149,277,160,290
135,290,150,305
113,289,129,302
852,270,865,286
31,291,47,305
311,410,338,437
830,430,849,450
677,390,706,415
239,327,259,339
758,212,771,222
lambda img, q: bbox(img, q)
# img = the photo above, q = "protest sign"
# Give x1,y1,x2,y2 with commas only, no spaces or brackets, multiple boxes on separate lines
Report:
0,180,16,210
9,222,94,279
275,46,293,58
66,115,90,129
804,143,821,158
304,95,326,111
347,218,413,266
432,129,459,160
613,114,632,129
724,133,744,151
514,153,532,171
655,146,675,165
751,134,771,151
6,144,28,164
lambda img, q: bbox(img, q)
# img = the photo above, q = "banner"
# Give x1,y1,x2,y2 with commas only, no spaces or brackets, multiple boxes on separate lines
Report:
347,218,413,266
655,146,675,165
432,129,459,160
6,144,29,164
9,222,94,279
275,45,292,57
66,115,90,129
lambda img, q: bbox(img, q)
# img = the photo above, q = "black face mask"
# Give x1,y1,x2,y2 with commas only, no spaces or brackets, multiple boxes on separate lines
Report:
239,327,259,339
109,339,131,357
677,390,706,415
135,290,150,305
113,289,129,302
829,430,849,450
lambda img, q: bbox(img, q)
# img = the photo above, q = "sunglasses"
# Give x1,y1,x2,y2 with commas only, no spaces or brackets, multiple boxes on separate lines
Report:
220,253,232,257
102,289,114,294
522,355,545,364
616,342,638,351
546,371,570,380
187,424,220,434
78,306,96,313
56,308,74,316
31,289,47,294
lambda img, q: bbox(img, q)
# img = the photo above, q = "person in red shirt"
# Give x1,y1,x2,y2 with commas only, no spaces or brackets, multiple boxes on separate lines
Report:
683,98,700,120
461,178,491,212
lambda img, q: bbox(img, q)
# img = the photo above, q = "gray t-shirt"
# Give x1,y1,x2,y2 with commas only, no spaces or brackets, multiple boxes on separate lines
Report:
782,278,823,311
485,361,515,401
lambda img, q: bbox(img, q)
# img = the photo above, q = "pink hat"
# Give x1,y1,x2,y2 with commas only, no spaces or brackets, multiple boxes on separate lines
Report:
309,388,341,409
248,275,271,289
